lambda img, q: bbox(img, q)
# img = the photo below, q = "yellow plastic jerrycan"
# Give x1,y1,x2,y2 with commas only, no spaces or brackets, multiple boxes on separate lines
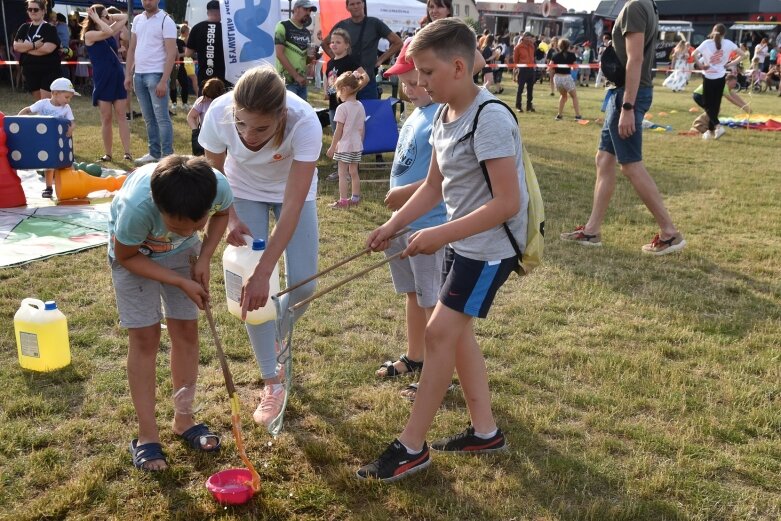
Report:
14,299,71,372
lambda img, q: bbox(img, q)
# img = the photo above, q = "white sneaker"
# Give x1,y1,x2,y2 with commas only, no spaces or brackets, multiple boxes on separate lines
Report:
253,384,286,426
134,153,158,165
714,125,726,139
171,103,177,113
182,103,190,111
702,130,714,140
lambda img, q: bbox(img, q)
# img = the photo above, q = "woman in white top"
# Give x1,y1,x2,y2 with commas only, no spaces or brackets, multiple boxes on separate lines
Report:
693,24,745,140
753,37,769,72
198,65,322,428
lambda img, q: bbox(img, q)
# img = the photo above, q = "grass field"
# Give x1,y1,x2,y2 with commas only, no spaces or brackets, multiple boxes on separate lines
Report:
0,79,780,521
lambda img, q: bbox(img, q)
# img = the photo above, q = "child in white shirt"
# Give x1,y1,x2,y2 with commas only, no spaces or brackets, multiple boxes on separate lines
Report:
18,77,78,198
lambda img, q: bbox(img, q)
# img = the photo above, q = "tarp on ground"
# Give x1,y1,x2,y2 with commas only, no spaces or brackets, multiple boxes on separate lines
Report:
0,169,120,268
719,114,781,131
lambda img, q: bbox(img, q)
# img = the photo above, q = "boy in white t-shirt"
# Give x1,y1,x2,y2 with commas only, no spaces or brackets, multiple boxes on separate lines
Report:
18,77,78,198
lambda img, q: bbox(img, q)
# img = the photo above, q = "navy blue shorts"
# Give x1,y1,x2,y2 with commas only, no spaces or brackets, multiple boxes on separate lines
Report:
438,248,518,318
598,86,653,164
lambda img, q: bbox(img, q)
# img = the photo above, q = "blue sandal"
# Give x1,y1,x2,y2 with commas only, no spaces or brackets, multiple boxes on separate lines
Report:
177,423,221,453
129,439,167,471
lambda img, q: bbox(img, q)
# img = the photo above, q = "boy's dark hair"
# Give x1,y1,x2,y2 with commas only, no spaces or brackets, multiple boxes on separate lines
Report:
407,18,476,71
150,155,217,221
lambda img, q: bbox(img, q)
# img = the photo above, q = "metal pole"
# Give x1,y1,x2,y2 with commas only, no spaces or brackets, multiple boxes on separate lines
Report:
1,0,17,90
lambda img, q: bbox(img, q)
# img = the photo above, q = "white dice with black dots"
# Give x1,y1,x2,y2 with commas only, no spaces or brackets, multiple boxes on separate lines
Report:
3,116,74,170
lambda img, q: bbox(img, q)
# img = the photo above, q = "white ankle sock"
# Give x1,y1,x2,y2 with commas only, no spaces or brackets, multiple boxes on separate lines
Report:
399,439,422,454
474,428,497,439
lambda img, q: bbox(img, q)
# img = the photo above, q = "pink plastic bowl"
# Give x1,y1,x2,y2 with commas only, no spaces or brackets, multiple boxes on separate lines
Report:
206,468,255,505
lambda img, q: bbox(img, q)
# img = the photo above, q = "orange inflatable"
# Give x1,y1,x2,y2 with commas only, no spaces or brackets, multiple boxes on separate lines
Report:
54,167,126,200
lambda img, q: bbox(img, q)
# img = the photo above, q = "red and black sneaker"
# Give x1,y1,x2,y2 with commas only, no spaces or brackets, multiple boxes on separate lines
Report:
356,439,431,482
431,425,507,454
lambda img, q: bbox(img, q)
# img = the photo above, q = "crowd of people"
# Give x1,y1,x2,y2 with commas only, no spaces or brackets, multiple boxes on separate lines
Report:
5,0,780,484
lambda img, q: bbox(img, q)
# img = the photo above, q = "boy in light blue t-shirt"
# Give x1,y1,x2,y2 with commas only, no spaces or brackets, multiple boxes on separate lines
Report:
108,155,233,472
374,39,447,402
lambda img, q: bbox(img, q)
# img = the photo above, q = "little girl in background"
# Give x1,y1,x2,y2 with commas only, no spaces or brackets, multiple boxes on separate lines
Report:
326,70,368,208
187,78,226,155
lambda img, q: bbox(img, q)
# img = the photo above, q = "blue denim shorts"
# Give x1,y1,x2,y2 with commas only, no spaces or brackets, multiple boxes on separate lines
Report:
598,87,653,164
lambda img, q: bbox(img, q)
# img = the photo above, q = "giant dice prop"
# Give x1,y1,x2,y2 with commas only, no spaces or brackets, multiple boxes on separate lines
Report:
3,116,74,170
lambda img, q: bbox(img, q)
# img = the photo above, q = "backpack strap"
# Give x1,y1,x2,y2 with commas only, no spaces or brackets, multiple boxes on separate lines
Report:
461,99,525,262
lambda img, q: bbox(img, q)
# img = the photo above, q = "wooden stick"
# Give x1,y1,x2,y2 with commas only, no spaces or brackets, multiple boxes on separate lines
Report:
290,251,403,312
275,227,410,298
204,302,236,396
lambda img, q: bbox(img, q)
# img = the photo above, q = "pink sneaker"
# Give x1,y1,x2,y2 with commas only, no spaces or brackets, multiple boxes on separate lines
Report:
253,384,286,426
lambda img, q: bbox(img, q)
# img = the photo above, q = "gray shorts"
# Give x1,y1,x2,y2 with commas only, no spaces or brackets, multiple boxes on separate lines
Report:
554,73,576,93
384,231,445,309
110,246,200,329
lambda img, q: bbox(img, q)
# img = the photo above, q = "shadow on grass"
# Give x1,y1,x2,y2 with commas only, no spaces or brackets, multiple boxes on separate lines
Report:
10,364,88,418
549,243,781,339
284,377,688,521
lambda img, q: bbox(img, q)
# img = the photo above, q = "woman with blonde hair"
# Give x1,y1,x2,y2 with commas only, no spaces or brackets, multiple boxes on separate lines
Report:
198,65,323,429
82,4,132,161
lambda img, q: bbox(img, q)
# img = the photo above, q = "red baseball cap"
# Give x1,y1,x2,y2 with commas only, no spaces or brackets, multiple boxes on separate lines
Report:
383,38,415,78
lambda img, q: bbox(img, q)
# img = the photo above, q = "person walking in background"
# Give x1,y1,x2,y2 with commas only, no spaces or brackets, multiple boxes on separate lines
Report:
82,4,132,163
546,36,559,96
513,31,536,113
551,39,582,120
662,40,689,92
169,25,191,114
275,0,317,100
186,0,230,91
561,0,686,256
179,24,199,98
124,0,178,164
322,0,402,100
578,41,592,87
13,0,61,100
692,24,744,141
326,70,368,208
753,37,769,72
594,33,610,87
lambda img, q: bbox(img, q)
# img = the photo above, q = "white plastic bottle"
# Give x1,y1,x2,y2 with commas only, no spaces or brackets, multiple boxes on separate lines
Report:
223,236,280,325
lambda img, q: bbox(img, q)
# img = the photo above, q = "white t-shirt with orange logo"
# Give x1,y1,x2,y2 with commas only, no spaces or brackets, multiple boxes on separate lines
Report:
695,38,738,80
199,90,322,203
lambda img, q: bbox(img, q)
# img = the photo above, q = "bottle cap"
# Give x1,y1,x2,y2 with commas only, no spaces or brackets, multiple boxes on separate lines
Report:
252,239,266,251
44,301,57,310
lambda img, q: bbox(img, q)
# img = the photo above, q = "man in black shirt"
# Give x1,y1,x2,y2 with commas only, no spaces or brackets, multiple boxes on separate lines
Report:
185,0,229,92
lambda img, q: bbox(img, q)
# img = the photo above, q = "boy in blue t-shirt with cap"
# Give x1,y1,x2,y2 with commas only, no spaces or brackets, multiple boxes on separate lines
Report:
374,39,447,403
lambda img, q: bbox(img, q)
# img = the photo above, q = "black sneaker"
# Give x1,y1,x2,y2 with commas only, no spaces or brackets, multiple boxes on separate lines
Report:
356,439,430,482
431,425,507,454
41,187,53,198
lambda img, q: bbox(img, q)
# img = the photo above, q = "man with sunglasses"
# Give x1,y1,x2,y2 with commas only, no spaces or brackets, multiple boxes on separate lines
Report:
13,0,61,100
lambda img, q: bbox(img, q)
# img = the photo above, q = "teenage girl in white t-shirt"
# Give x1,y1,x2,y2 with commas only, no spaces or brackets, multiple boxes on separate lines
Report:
693,24,745,140
198,65,323,428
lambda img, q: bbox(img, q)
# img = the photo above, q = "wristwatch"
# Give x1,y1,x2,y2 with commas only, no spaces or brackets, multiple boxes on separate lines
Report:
622,101,634,111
